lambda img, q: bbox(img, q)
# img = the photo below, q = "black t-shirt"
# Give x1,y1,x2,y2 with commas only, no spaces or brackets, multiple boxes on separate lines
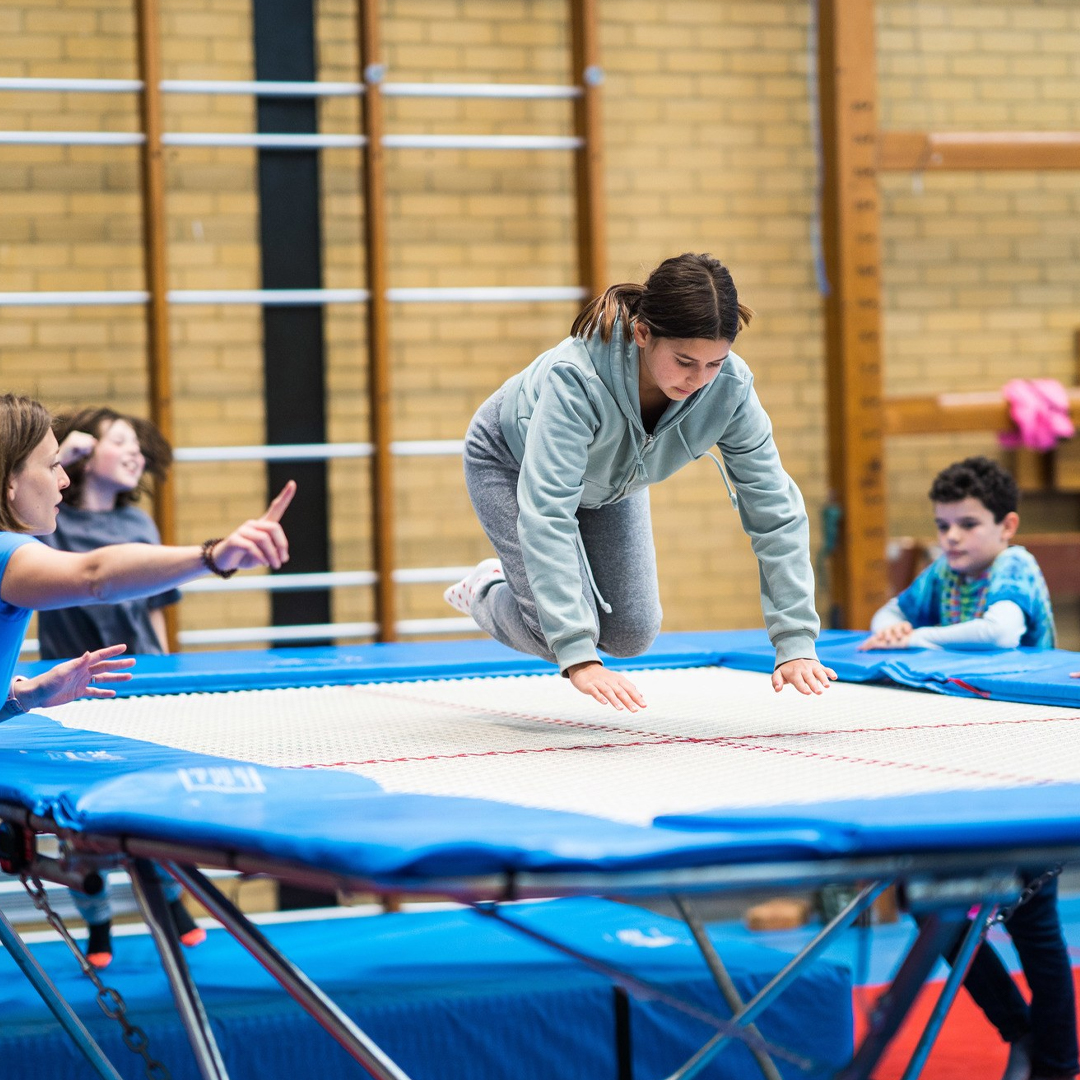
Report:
37,505,181,659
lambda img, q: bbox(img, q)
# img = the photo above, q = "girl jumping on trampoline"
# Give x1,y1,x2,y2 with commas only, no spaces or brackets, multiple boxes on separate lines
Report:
446,252,835,711
0,393,295,961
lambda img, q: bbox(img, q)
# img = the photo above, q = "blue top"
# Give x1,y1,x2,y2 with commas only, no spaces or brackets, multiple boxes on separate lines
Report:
0,532,39,695
38,504,180,658
897,545,1055,650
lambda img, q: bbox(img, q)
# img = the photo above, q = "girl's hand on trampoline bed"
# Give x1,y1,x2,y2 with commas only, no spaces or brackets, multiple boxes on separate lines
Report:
209,481,297,573
567,661,647,711
772,658,838,695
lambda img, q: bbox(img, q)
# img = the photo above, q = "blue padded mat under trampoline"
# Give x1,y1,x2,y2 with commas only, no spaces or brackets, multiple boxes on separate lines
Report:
0,898,852,1080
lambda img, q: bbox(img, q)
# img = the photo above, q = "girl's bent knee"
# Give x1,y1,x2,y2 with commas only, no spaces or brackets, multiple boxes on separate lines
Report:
599,617,661,659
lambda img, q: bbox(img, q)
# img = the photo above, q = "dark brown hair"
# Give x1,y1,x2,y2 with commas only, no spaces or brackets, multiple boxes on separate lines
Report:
0,394,55,532
55,407,172,509
570,253,754,343
930,456,1018,523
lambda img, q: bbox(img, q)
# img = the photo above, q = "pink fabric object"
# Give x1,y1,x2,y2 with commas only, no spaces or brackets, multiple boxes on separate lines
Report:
998,378,1076,452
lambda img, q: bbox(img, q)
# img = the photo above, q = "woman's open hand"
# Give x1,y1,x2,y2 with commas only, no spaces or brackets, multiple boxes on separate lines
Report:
14,643,135,710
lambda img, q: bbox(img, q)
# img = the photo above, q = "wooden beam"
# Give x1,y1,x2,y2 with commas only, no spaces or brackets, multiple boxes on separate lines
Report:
358,0,396,642
569,0,606,298
135,0,178,650
884,389,1080,436
819,0,889,630
878,131,1080,172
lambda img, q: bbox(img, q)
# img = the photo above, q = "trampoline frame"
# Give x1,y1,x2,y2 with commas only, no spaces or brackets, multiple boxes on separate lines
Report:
3,794,1077,1080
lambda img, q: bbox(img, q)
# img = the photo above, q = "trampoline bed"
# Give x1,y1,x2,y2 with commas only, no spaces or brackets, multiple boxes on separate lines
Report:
2,629,1080,1080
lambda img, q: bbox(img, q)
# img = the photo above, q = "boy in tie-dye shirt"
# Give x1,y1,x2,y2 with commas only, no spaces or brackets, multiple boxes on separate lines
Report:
861,455,1054,652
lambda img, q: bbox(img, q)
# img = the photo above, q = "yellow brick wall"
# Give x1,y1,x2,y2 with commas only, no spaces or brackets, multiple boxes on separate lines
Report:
2,0,1079,651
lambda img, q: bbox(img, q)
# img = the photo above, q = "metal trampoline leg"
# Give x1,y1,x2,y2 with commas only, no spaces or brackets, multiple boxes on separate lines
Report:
128,856,230,1080
836,909,971,1080
898,904,994,1080
166,862,415,1080
671,894,783,1080
0,907,124,1080
664,879,891,1080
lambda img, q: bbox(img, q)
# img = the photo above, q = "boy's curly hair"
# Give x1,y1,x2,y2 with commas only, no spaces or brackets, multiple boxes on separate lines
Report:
54,407,172,509
929,456,1018,523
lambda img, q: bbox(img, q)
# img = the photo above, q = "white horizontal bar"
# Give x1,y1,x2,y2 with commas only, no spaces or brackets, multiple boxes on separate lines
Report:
161,79,363,97
0,291,149,307
388,439,466,456
177,615,478,645
383,82,579,100
180,566,472,594
174,442,371,463
0,287,580,308
0,130,575,151
173,440,464,463
0,131,143,145
384,133,581,150
388,286,586,304
0,78,577,100
170,288,370,305
0,77,142,93
182,570,377,594
162,132,367,149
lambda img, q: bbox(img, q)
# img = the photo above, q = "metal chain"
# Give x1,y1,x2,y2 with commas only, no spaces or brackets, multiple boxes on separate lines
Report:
991,865,1063,926
21,874,172,1080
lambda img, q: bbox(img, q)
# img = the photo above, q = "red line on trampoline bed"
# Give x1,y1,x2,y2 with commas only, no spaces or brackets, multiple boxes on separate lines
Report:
299,734,1056,786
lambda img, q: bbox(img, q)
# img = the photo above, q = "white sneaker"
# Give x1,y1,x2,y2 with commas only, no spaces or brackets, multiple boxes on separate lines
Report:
444,559,504,615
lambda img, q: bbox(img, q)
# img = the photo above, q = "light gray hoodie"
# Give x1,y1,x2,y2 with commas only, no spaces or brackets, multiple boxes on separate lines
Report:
498,322,820,671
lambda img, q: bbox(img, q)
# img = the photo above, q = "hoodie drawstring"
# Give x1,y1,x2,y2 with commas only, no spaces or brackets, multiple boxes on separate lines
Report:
576,534,612,613
704,451,739,510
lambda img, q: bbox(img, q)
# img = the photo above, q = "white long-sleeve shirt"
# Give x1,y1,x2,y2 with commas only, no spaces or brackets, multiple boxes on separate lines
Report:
870,596,1027,650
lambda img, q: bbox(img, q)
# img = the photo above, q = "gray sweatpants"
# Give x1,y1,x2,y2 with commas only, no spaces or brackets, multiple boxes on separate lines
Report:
462,390,662,667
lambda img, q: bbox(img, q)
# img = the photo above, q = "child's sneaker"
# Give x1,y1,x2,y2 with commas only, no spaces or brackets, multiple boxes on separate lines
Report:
169,899,207,948
86,919,113,969
443,559,503,615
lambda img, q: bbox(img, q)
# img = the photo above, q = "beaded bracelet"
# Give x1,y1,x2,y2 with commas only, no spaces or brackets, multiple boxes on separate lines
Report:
200,538,237,579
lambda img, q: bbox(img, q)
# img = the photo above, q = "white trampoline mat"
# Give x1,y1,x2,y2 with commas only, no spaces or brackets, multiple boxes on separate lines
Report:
42,668,1080,826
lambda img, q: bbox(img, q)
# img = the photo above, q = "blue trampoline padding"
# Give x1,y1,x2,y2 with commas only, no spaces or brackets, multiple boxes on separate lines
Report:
18,628,1080,706
657,784,1080,857
15,630,767,696
709,629,1080,706
0,898,852,1080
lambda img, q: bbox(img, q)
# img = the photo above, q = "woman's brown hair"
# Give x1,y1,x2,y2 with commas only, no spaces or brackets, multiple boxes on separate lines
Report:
0,394,55,532
571,252,754,344
54,407,172,509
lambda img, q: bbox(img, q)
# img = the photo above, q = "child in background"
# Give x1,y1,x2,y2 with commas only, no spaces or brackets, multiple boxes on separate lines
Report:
861,456,1076,1080
44,407,178,658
